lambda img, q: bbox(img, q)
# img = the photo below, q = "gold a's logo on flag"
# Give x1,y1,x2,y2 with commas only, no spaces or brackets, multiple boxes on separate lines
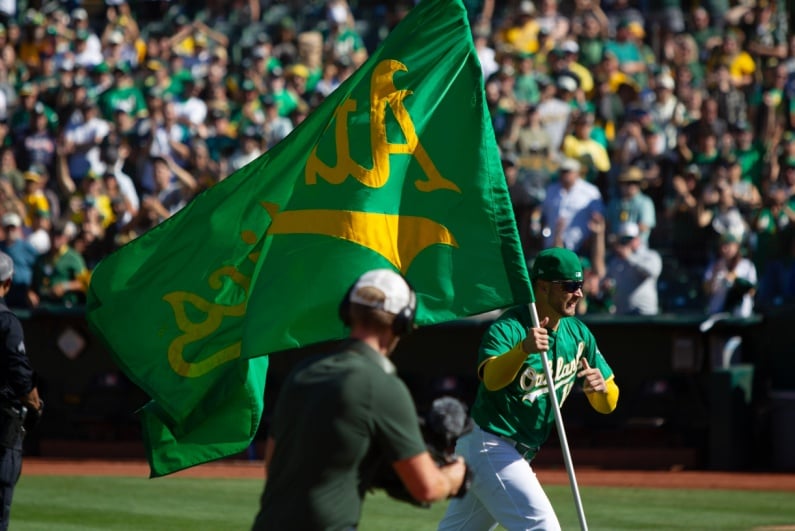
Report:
265,59,461,274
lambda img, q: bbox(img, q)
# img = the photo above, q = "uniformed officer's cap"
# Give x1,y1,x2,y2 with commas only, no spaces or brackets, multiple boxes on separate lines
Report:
0,251,14,281
530,248,583,281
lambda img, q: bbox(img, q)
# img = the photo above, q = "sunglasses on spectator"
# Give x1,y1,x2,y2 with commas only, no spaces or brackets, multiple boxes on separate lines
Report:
550,280,584,293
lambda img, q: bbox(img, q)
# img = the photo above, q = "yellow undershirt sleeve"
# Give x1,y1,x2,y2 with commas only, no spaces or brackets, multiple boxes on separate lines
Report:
585,377,619,414
478,341,528,391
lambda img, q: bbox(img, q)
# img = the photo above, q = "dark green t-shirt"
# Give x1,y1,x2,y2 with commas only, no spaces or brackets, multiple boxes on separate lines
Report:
255,339,427,531
471,306,614,451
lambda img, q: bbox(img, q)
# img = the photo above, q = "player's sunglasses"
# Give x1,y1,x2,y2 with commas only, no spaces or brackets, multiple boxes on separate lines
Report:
550,280,584,293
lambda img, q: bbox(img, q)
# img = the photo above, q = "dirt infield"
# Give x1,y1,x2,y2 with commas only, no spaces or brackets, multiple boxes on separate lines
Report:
22,459,795,491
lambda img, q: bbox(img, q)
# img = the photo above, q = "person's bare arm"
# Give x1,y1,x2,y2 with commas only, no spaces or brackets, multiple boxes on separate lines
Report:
194,21,229,48
21,386,41,411
55,140,77,196
479,0,494,25
167,136,191,161
165,24,195,49
589,213,607,279
247,0,260,23
747,41,787,60
392,452,466,503
165,156,198,192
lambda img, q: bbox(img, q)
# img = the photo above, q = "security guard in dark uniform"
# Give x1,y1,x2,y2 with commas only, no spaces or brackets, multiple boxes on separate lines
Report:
0,251,42,531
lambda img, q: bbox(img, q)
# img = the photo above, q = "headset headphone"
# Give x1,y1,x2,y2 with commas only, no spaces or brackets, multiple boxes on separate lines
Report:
338,273,417,336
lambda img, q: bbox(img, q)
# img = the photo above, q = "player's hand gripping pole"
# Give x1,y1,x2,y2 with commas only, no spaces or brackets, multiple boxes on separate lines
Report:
528,302,589,531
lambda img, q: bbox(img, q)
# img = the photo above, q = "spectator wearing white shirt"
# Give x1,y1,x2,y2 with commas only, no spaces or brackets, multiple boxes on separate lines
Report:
473,24,499,81
229,126,264,172
703,231,757,318
175,79,208,130
103,30,138,71
536,77,574,158
539,157,606,254
605,221,662,315
99,141,139,215
71,8,102,58
262,95,293,149
0,0,15,23
63,100,110,181
72,28,103,69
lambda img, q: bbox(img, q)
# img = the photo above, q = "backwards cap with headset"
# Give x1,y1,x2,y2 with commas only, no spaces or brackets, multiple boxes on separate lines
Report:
339,269,417,336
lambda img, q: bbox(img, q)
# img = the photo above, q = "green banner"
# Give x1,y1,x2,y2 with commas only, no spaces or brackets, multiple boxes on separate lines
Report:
86,0,532,477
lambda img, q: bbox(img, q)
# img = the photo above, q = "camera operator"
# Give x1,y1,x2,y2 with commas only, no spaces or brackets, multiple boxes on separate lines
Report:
251,269,467,531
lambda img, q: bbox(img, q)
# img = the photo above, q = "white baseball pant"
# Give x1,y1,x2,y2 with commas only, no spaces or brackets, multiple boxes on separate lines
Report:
437,425,560,531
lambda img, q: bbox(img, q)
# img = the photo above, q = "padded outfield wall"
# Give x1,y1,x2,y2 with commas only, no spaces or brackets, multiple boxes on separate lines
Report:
16,305,795,471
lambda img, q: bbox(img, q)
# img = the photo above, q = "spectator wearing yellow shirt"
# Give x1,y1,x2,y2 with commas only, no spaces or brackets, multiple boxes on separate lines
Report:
497,1,540,55
21,170,49,228
167,15,196,58
17,14,46,70
562,111,611,183
66,171,114,230
599,50,637,95
708,30,756,89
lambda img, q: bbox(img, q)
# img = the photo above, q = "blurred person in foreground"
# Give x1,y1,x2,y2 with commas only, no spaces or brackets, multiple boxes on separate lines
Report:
252,269,467,531
439,248,618,531
0,250,42,531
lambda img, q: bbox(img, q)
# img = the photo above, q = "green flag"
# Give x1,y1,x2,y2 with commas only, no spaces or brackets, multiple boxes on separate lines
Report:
86,0,532,478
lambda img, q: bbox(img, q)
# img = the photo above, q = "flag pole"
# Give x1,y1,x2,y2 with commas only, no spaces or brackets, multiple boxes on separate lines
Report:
528,302,588,531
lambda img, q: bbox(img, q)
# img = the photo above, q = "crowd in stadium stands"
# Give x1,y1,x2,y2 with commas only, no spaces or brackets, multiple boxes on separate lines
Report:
0,0,792,317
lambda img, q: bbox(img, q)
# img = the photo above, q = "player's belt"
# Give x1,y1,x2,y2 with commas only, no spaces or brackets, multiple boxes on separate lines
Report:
480,426,539,460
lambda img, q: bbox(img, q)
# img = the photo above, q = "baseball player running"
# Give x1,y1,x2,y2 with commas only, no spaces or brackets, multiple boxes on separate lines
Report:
438,247,619,531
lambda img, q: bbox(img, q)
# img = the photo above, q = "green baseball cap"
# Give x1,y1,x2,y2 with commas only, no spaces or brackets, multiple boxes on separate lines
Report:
530,248,583,281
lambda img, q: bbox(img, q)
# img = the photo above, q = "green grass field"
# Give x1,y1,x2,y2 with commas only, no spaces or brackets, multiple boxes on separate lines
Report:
10,475,794,531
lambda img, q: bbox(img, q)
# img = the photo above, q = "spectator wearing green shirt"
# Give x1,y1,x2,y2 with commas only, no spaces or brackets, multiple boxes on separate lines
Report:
604,20,646,86
231,78,265,132
731,120,765,188
689,7,723,62
513,53,541,106
11,83,58,139
99,63,146,121
28,220,88,308
576,12,607,70
324,0,368,68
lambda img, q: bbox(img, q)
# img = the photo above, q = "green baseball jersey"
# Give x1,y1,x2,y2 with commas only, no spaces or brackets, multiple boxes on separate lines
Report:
255,339,427,531
471,306,614,451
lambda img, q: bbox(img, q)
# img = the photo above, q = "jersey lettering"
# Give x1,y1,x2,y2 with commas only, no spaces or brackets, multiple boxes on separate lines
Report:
517,341,585,404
